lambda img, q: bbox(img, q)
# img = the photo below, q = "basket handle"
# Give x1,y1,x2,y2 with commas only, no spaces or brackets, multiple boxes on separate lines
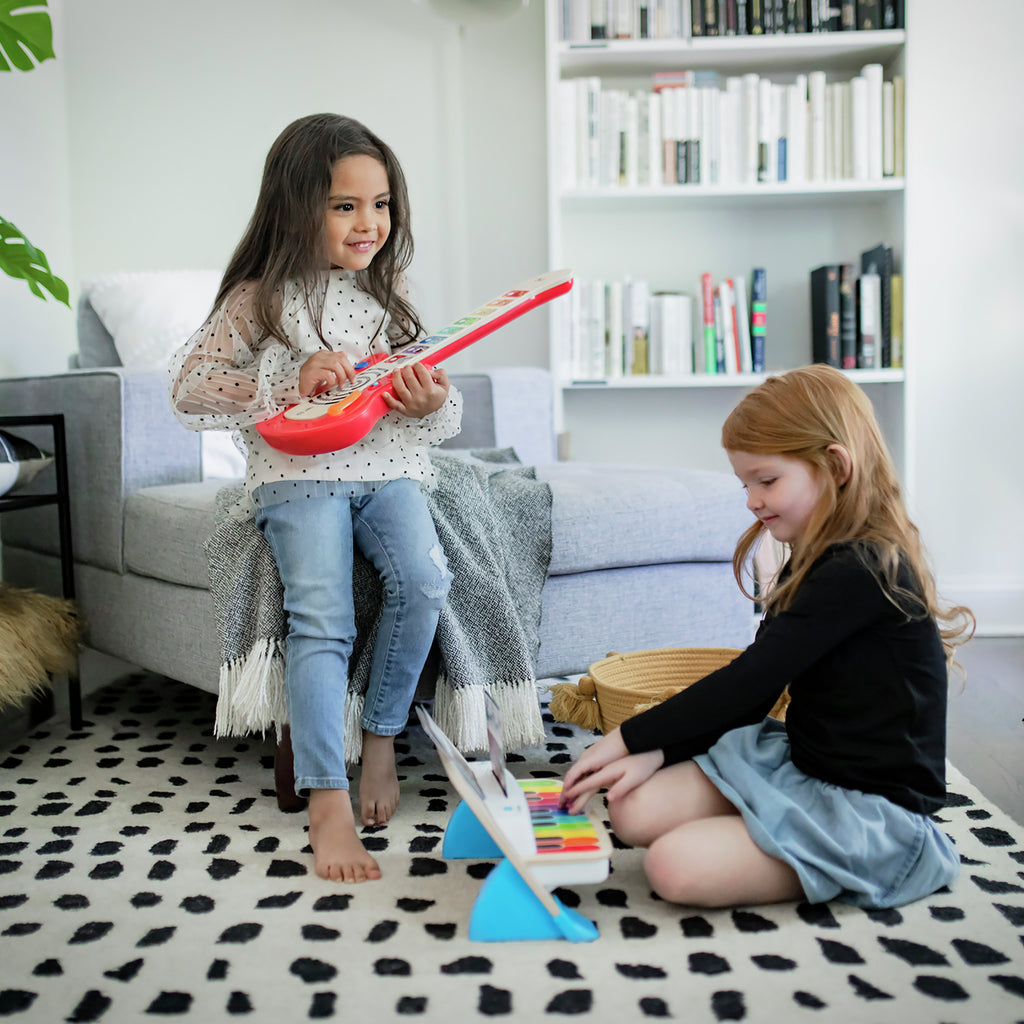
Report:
548,675,601,731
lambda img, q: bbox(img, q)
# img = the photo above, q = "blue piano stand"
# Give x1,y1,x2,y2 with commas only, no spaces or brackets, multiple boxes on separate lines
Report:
442,799,600,943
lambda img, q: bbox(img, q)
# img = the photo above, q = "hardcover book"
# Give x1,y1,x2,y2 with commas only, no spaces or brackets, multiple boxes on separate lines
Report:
810,265,841,367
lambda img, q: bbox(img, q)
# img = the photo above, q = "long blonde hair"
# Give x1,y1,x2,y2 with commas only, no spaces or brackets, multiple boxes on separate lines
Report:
721,365,973,658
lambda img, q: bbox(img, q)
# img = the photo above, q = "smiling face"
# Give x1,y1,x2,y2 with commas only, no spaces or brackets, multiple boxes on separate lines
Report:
727,450,827,547
324,154,391,271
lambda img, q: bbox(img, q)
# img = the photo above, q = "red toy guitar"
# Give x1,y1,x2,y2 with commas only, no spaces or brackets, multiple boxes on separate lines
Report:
256,269,574,455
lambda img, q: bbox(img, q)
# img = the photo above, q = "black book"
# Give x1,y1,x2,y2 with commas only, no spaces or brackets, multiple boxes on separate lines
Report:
821,1,842,31
840,0,857,30
860,243,893,367
692,0,705,35
747,0,765,34
704,0,719,35
810,265,842,368
787,0,807,32
882,0,899,28
839,263,857,369
857,0,881,30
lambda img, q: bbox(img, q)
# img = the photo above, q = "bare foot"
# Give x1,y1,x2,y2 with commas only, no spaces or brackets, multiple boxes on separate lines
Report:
359,731,401,826
307,788,382,882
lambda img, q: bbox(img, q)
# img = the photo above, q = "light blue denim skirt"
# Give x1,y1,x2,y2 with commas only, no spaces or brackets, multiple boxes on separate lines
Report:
693,718,960,908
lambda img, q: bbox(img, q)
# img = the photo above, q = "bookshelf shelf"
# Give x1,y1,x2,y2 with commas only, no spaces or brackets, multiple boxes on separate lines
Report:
544,0,909,478
563,368,904,390
558,29,906,76
561,179,904,206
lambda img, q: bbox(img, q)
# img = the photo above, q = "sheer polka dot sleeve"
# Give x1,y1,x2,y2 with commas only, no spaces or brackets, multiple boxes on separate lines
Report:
168,283,304,431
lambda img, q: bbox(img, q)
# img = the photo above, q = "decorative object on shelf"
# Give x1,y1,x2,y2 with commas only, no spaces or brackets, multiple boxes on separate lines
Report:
0,429,53,497
0,583,82,712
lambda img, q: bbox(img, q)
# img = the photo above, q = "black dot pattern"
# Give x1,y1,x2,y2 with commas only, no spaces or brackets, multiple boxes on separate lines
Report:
168,271,463,499
0,673,1022,1020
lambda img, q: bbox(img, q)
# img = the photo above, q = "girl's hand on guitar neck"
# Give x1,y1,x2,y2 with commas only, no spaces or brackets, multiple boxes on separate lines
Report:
383,363,450,418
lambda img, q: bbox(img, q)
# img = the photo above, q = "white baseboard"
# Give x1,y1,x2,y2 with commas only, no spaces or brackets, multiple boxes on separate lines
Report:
938,579,1024,637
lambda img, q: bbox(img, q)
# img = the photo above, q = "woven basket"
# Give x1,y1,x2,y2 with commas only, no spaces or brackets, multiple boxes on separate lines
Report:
548,647,789,734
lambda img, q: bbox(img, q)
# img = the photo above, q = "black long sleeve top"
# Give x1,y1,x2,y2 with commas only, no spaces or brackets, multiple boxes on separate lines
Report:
619,542,950,814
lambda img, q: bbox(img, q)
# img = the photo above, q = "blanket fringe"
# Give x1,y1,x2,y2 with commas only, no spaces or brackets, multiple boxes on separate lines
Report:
214,638,287,737
433,677,545,754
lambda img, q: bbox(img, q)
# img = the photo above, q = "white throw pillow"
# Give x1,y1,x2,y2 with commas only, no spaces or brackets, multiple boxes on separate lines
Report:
84,269,246,480
84,269,223,371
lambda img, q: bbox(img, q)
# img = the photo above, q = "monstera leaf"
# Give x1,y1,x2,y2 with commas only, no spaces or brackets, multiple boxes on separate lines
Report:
0,0,55,71
1,2,67,303
0,217,68,305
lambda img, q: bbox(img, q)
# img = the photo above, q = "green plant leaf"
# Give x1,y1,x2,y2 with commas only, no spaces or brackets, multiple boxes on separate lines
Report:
0,0,55,71
0,217,69,305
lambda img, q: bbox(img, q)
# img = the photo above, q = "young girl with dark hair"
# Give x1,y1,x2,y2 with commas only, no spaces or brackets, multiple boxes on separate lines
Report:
171,113,462,883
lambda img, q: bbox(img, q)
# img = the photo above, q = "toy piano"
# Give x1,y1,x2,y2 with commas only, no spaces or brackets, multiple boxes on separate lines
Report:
257,268,574,455
415,697,610,943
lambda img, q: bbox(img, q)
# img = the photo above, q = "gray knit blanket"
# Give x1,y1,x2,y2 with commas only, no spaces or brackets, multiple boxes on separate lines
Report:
204,451,551,757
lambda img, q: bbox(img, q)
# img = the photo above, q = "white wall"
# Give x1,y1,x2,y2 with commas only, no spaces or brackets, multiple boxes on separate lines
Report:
1,0,1020,633
904,0,1024,633
0,5,74,374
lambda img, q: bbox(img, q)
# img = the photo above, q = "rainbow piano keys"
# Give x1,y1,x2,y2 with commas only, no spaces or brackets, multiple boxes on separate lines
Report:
518,779,605,856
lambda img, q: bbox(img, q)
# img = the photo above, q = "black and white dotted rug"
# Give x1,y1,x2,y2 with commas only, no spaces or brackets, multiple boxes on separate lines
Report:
1,674,1022,1023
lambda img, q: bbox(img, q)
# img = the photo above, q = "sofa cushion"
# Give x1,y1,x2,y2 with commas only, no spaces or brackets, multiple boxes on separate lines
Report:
125,481,225,588
126,462,749,591
539,462,748,575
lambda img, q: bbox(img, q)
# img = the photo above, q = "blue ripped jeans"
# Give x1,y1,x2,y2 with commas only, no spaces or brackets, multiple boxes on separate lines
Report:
254,479,451,793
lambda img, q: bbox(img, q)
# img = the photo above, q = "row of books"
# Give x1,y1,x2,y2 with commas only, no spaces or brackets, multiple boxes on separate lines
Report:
559,0,691,40
558,66,904,190
554,270,767,380
558,1,904,42
810,242,902,370
690,0,903,36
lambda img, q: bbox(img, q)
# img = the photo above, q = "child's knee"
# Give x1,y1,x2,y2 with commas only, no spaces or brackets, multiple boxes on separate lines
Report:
411,541,452,608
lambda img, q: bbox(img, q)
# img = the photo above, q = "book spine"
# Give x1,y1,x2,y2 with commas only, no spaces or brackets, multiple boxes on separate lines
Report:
627,278,651,374
742,73,760,184
882,80,894,177
701,272,718,373
856,272,881,370
733,274,753,372
893,75,905,177
810,265,841,367
712,289,727,373
691,0,705,35
889,272,903,369
808,70,826,182
606,279,624,377
857,0,880,29
750,268,767,372
839,262,857,369
757,76,772,182
861,63,884,180
748,0,764,34
720,282,737,374
591,0,608,39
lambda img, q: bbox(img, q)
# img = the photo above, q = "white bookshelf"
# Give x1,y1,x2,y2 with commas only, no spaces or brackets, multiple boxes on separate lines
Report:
544,0,908,478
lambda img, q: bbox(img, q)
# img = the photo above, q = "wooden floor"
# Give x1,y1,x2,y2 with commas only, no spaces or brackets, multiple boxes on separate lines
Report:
946,635,1024,825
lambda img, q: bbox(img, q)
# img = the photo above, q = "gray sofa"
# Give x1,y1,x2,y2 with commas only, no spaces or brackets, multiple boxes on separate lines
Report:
0,290,753,736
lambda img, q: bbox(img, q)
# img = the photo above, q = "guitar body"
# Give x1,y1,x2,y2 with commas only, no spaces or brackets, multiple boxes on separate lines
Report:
256,269,573,455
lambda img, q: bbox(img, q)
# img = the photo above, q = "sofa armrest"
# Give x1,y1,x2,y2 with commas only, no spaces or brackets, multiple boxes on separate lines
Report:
0,369,201,573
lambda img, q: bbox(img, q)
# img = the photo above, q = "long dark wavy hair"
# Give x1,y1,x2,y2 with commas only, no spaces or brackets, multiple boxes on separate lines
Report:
217,113,422,348
721,365,974,661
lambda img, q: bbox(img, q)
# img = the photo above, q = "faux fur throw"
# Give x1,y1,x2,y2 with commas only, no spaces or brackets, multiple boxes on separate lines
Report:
205,451,552,758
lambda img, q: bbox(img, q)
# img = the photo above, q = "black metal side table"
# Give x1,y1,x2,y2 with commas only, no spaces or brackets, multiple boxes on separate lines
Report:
0,413,82,729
